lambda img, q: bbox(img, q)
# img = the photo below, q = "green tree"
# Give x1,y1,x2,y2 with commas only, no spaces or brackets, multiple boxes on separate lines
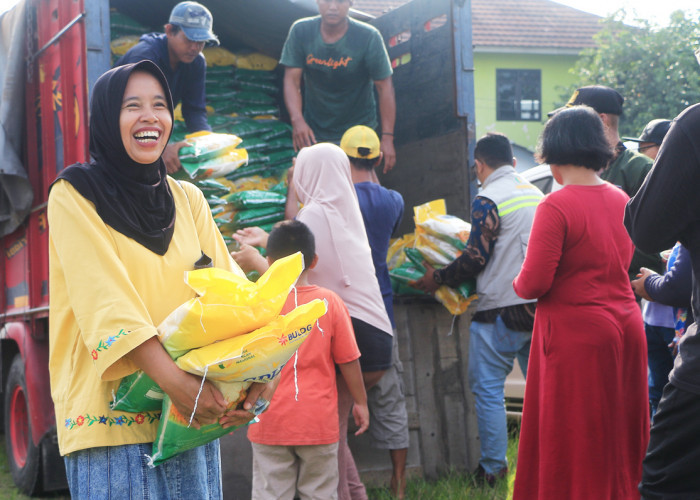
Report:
563,10,700,137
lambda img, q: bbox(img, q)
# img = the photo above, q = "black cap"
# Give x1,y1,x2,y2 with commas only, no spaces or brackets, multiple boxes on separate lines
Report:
622,119,671,145
548,85,624,117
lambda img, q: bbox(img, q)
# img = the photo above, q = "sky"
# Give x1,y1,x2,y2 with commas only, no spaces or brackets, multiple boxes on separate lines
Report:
0,0,698,23
554,0,699,25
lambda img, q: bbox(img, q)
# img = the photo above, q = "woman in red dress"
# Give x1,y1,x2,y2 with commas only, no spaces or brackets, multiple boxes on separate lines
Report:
512,106,649,500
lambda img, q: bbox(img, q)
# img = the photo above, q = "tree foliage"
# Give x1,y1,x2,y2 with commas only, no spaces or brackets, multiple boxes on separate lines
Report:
563,10,700,137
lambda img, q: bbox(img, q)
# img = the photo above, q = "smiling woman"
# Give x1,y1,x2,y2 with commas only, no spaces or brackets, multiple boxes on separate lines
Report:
46,60,277,499
119,71,172,165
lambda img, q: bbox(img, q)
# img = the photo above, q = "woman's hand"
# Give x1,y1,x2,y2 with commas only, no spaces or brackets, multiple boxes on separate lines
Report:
126,338,228,429
219,378,280,429
233,226,269,248
164,371,228,429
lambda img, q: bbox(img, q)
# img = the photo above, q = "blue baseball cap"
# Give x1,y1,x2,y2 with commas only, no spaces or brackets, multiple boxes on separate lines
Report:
168,2,219,46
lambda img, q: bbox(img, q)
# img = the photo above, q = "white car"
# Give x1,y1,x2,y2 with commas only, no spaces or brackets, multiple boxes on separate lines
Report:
520,163,562,194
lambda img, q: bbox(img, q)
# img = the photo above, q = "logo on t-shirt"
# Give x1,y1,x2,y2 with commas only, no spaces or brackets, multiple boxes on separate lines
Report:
306,53,352,69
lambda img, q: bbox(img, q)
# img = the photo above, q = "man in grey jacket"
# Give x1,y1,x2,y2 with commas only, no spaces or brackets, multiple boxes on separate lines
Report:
414,132,542,486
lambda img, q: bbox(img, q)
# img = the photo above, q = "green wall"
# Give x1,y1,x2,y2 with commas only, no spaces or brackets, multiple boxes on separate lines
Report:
473,51,580,151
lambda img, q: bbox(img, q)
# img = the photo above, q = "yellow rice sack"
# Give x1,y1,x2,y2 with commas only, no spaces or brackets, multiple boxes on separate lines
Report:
435,287,477,316
235,52,278,71
176,299,327,382
158,252,304,358
149,300,325,466
387,233,415,270
411,199,477,315
110,35,140,56
413,199,466,265
202,46,237,66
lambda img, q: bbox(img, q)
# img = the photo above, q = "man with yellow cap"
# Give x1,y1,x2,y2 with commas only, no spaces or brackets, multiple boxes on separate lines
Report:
340,125,408,499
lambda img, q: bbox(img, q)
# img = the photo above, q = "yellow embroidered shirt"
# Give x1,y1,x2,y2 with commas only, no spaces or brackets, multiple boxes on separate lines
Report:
48,178,244,455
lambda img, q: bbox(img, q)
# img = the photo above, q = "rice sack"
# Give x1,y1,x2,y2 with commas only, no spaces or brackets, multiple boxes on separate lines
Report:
159,252,304,359
111,371,164,413
149,299,327,466
175,299,327,382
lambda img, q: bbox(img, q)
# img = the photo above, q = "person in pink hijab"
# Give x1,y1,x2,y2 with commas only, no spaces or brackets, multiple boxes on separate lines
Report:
234,143,393,500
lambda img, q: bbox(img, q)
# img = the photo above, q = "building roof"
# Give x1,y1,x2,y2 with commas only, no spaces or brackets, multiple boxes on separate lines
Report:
352,0,602,52
472,0,602,51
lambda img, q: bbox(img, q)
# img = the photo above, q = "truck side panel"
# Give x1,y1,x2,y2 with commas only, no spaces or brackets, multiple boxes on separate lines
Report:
372,0,475,232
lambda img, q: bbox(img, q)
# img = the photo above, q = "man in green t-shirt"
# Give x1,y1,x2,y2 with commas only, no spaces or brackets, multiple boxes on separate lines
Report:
280,0,397,172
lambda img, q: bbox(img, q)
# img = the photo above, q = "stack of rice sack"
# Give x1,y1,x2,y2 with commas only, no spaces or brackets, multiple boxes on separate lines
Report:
109,10,148,65
193,48,294,251
110,252,327,466
388,199,477,315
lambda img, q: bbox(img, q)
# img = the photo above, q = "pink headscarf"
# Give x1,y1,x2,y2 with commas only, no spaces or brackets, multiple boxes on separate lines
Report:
294,143,392,336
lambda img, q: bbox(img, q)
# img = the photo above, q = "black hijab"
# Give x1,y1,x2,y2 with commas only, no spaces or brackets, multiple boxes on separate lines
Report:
52,60,176,255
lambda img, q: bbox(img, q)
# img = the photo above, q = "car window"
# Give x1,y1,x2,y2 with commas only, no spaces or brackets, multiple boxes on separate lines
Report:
531,176,553,194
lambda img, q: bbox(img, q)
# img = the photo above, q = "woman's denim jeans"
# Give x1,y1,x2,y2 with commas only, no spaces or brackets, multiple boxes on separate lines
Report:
64,439,222,499
469,317,531,475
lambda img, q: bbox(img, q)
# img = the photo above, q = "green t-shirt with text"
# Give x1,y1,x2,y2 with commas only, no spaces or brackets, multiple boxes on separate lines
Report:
280,16,393,142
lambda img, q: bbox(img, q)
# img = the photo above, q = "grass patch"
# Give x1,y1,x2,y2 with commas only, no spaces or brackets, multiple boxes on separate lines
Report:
367,423,519,500
0,424,520,499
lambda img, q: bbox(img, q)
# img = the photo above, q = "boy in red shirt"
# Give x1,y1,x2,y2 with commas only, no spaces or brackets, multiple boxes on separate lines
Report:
247,220,369,499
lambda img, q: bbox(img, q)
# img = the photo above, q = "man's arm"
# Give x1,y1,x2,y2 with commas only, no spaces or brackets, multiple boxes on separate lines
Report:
181,57,211,133
644,244,693,308
412,197,499,293
283,67,316,151
375,77,396,173
166,58,210,174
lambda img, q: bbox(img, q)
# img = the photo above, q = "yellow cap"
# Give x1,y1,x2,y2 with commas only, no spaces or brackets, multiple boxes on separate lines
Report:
340,125,381,160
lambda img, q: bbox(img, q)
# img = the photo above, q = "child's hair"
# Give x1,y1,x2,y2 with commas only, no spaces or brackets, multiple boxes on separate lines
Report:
348,156,377,171
266,220,316,269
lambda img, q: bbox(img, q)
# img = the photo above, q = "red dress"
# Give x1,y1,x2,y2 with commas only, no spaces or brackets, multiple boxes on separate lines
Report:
512,183,649,500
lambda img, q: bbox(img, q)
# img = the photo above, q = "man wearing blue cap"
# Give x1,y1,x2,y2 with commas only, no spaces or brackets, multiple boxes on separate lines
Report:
116,1,218,172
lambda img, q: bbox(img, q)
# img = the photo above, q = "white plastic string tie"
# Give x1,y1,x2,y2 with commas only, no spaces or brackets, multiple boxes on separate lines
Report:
294,350,300,401
188,365,209,428
448,313,458,336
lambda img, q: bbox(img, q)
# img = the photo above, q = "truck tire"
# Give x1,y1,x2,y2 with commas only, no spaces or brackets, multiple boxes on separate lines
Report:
5,355,41,495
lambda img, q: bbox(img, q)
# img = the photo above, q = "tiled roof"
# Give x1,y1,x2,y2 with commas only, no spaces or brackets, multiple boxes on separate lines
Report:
472,0,602,50
353,0,602,51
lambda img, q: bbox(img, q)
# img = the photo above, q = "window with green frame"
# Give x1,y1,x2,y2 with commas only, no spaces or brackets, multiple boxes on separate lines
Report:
496,69,541,121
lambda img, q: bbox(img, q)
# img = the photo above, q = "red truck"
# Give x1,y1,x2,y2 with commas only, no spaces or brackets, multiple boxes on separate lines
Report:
0,0,476,495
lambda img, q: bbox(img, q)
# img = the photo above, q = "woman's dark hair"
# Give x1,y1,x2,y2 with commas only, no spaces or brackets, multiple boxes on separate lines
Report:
537,106,613,170
474,132,514,168
267,220,316,269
